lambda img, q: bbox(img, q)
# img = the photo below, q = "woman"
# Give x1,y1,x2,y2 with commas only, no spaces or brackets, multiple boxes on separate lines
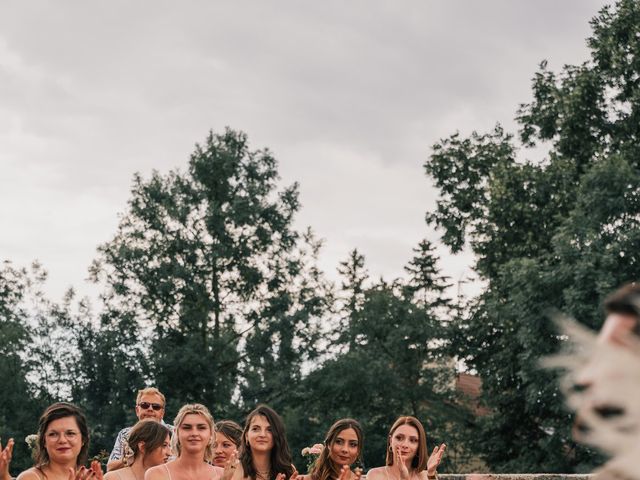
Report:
145,404,229,480
303,419,362,480
104,420,171,480
213,421,242,469
232,405,294,480
366,417,446,480
17,402,102,480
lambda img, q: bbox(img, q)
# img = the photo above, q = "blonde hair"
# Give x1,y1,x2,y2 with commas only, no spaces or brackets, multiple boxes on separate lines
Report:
172,404,215,462
136,387,166,406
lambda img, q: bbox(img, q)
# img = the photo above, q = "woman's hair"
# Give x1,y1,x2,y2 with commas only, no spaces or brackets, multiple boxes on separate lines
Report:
124,419,171,466
172,404,215,462
215,420,243,446
34,402,89,468
310,419,363,480
385,416,428,471
240,405,294,480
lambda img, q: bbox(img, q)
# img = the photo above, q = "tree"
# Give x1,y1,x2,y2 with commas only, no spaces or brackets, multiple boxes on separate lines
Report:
90,128,330,417
424,0,640,472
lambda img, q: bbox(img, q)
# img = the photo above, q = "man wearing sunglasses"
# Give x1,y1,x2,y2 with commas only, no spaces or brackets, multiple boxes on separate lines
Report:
107,387,171,472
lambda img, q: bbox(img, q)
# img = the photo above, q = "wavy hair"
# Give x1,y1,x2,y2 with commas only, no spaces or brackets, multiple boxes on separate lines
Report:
310,419,363,480
240,405,294,480
172,404,215,462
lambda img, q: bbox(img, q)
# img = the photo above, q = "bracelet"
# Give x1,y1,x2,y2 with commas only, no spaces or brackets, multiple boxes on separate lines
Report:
427,473,437,480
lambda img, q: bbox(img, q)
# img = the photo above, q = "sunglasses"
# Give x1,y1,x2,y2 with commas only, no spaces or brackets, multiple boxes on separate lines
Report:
138,402,164,411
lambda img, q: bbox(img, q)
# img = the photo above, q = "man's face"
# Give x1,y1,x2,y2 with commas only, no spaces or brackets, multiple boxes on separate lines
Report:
597,312,639,348
135,393,165,421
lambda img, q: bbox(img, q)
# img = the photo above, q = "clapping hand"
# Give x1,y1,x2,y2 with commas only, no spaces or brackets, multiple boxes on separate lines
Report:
67,462,104,480
426,444,446,477
0,438,14,480
337,464,362,480
393,447,410,480
222,451,240,480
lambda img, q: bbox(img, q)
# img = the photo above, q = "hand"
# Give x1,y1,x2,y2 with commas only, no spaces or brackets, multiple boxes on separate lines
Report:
353,467,362,480
90,460,104,480
393,447,409,480
426,444,446,476
221,451,240,480
0,438,14,480
68,466,100,480
288,465,298,480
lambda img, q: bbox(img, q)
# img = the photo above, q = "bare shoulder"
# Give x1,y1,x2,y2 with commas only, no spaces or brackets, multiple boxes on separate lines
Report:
144,464,169,480
365,468,386,480
16,469,42,480
104,470,124,480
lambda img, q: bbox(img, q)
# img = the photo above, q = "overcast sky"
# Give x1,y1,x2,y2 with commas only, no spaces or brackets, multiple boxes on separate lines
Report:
0,1,610,303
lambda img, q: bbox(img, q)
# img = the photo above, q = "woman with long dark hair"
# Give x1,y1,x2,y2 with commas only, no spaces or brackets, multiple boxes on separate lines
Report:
302,419,363,480
232,405,294,480
366,417,445,480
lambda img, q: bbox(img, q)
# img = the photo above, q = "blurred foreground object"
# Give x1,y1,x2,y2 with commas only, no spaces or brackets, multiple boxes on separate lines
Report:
548,284,640,480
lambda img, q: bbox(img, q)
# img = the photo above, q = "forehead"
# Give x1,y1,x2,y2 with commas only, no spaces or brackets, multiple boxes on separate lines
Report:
393,424,419,437
249,414,270,427
182,413,209,426
216,432,232,443
335,427,358,442
46,416,79,432
139,393,164,405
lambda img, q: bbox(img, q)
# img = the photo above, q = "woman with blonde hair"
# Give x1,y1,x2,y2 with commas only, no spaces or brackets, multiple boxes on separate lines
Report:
145,404,231,480
104,419,171,480
366,416,445,480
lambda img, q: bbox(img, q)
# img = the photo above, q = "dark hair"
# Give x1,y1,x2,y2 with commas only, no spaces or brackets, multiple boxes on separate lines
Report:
240,405,294,480
35,402,89,468
126,419,171,465
604,283,640,335
385,416,428,471
216,420,242,447
310,419,363,480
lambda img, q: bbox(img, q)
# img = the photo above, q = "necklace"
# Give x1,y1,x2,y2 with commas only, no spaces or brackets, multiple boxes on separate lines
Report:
256,469,271,480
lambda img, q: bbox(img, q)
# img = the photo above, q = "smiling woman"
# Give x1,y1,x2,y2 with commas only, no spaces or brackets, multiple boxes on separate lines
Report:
233,405,294,480
16,402,102,480
144,404,232,480
301,419,363,480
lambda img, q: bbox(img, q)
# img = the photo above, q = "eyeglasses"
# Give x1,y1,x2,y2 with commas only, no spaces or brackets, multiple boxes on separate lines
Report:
46,430,80,441
138,402,164,411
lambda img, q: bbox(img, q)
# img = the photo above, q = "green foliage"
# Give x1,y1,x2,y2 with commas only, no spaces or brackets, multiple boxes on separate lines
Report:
425,0,640,472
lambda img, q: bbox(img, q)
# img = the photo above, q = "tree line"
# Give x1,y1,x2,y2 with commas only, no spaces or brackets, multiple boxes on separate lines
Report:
3,0,640,474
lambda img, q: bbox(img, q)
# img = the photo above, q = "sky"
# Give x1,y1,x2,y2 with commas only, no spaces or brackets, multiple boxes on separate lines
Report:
0,0,611,304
